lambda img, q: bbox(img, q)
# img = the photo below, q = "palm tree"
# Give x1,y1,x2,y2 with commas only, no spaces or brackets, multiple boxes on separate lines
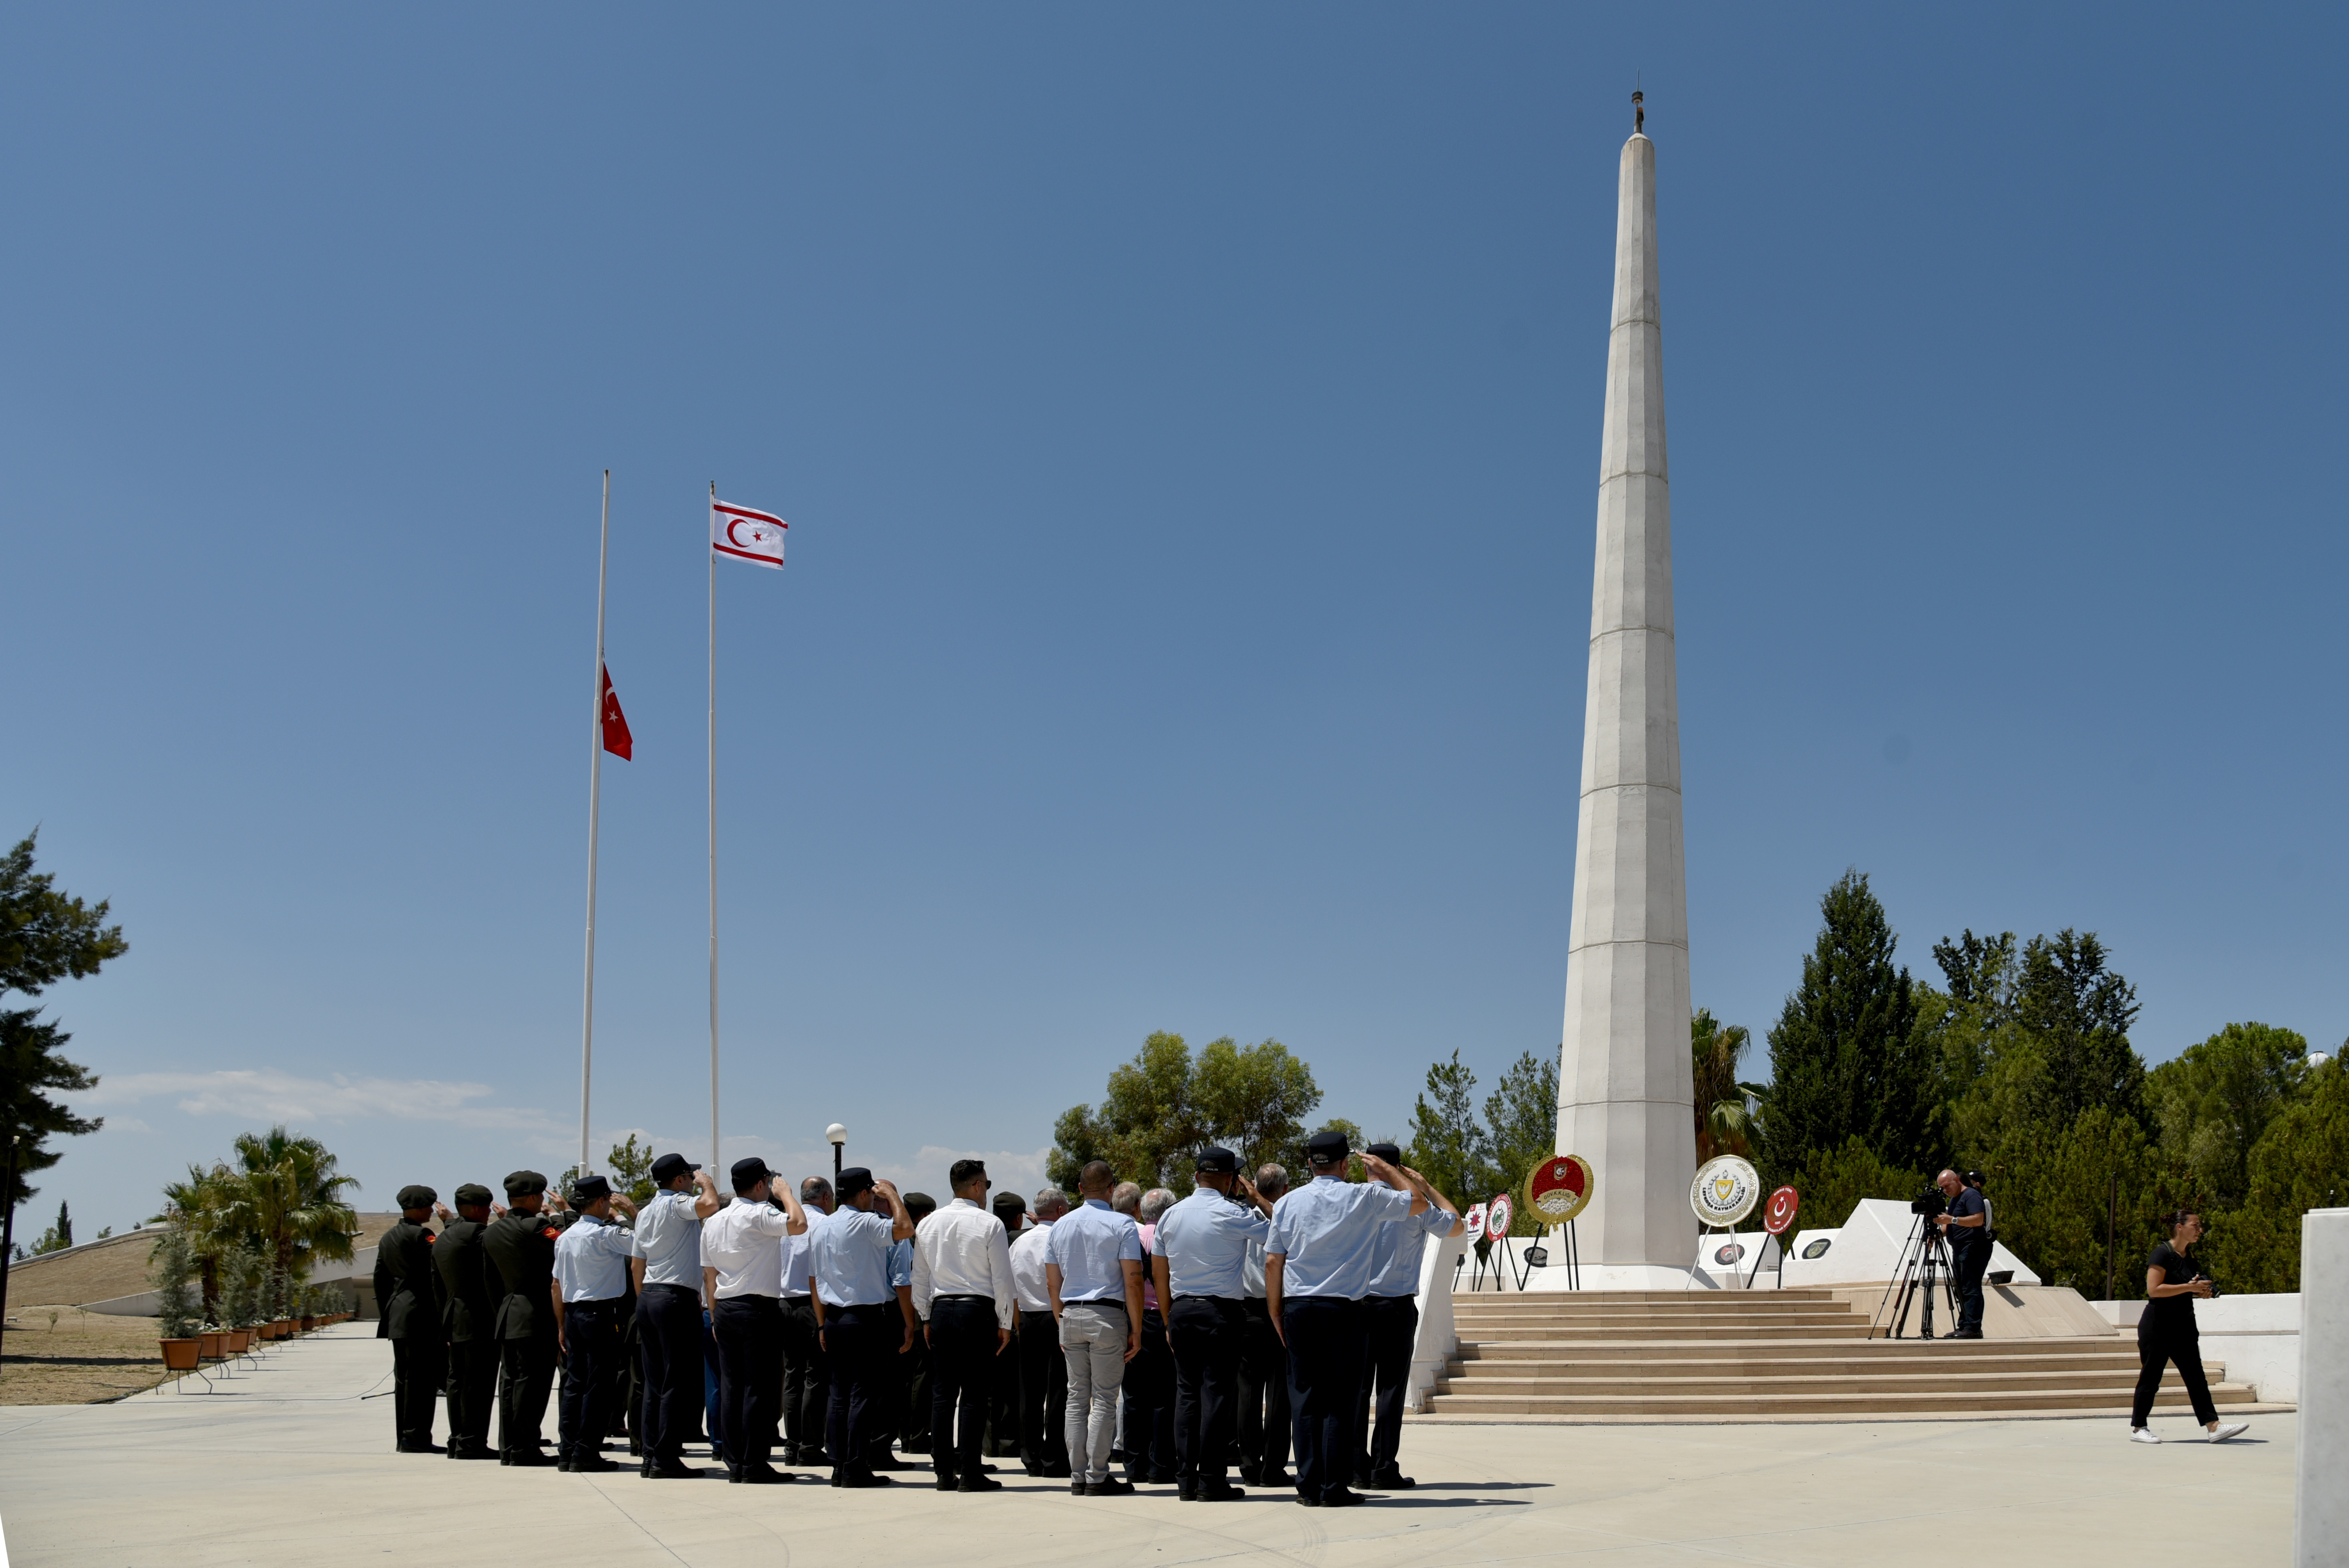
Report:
1692,1010,1763,1162
216,1126,360,1286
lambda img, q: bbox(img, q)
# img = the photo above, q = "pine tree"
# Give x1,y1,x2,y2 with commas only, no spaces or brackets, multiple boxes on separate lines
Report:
1761,871,1933,1175
1,831,127,1209
2014,930,2143,1126
1403,1050,1497,1208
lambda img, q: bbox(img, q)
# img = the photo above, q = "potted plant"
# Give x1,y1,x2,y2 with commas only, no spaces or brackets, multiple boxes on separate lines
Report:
151,1224,204,1372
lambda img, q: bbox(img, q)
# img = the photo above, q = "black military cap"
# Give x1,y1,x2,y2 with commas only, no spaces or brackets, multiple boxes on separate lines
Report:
453,1183,494,1207
902,1190,936,1219
731,1156,773,1194
1195,1146,1239,1174
1365,1142,1402,1164
397,1184,438,1210
570,1174,612,1204
1306,1129,1351,1162
992,1190,1028,1216
504,1170,549,1198
651,1152,693,1185
836,1165,875,1197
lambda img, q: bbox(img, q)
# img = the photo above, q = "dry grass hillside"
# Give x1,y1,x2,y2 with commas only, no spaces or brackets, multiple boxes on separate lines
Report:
5,1213,405,1306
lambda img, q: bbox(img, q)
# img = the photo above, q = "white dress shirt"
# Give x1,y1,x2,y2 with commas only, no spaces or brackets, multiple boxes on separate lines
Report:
700,1197,797,1300
910,1197,1017,1330
1009,1221,1054,1313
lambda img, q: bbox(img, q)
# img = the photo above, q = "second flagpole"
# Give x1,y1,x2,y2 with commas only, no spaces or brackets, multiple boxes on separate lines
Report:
708,480,721,1178
579,469,610,1181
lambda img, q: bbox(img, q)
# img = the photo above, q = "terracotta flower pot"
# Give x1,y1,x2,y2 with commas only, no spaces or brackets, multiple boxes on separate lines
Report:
299,1315,317,1331
231,1330,253,1352
160,1338,200,1371
198,1331,226,1360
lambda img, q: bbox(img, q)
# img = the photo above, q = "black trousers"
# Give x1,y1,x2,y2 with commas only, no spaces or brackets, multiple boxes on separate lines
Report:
445,1339,497,1454
634,1284,703,1464
1238,1296,1290,1477
495,1334,558,1459
1122,1308,1176,1480
1016,1309,1069,1470
824,1302,895,1479
926,1297,1001,1479
779,1296,829,1459
890,1310,929,1454
390,1335,444,1450
1352,1294,1417,1480
713,1295,785,1471
1951,1240,1989,1335
985,1324,1022,1455
616,1293,642,1446
557,1297,627,1461
1283,1295,1368,1504
2133,1326,2220,1427
1169,1296,1245,1486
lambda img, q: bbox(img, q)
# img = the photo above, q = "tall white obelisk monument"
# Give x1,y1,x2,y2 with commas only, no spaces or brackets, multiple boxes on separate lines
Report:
1555,98,1697,1276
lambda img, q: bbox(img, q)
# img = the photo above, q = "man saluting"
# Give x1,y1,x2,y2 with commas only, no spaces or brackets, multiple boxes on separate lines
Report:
375,1185,445,1454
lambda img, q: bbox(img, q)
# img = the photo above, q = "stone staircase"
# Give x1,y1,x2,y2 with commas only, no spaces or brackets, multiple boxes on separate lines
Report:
1416,1290,2288,1423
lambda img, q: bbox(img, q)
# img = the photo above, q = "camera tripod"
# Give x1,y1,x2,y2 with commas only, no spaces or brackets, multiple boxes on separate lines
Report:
1868,1213,1959,1340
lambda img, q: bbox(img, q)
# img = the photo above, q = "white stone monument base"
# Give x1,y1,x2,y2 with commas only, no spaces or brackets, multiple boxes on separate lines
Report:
2294,1207,2348,1567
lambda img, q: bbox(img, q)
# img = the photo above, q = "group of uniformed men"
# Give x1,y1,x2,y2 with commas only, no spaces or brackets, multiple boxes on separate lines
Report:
371,1129,1461,1507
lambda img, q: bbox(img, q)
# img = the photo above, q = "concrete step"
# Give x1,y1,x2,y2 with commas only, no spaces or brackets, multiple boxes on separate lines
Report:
1452,1290,1846,1305
1438,1367,2225,1397
1446,1352,2171,1380
1464,1322,1874,1342
1457,1336,1966,1362
1407,1401,2300,1427
1424,1382,2263,1418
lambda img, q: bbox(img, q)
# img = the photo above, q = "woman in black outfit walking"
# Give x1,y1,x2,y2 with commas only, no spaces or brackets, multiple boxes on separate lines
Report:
2129,1211,2249,1445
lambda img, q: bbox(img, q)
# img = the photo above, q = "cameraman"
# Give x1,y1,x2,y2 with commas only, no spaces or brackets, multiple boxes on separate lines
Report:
1931,1169,1988,1340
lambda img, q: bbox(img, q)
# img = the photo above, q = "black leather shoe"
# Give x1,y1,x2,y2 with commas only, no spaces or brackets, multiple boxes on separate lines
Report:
1069,1478,1087,1495
840,1471,893,1489
456,1446,497,1461
572,1456,618,1474
1324,1488,1366,1507
1295,1495,1322,1507
1369,1470,1414,1489
738,1466,792,1484
506,1452,554,1468
935,1474,960,1491
647,1460,700,1479
1260,1469,1294,1488
1084,1477,1135,1497
957,1475,1004,1493
727,1466,743,1484
1200,1484,1246,1502
1238,1466,1260,1486
1178,1482,1200,1500
556,1458,573,1472
1042,1463,1073,1479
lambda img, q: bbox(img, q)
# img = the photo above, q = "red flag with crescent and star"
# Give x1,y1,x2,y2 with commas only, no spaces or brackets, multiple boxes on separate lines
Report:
711,497,787,570
601,664,633,760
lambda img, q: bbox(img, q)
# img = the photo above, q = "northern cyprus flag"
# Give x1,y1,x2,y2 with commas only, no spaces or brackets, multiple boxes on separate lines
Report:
711,497,787,569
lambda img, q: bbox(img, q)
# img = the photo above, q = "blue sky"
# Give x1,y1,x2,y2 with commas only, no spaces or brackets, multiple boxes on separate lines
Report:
5,7,2344,1237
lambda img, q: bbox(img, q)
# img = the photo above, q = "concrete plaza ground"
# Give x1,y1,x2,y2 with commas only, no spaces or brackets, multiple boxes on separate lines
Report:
0,1323,2296,1568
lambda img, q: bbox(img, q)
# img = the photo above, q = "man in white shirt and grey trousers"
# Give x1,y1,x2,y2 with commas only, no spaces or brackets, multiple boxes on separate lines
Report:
911,1158,1018,1492
1009,1187,1071,1477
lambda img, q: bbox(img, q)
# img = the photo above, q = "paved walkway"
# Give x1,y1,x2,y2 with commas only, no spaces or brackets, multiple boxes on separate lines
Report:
0,1324,2296,1567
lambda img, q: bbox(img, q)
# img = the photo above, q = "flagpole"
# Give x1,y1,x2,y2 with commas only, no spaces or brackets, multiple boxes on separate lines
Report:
579,469,610,1181
708,480,721,1178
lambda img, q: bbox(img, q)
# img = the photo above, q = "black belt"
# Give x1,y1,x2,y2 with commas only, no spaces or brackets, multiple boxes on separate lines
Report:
565,1295,626,1308
934,1293,993,1303
643,1281,699,1295
1063,1298,1126,1310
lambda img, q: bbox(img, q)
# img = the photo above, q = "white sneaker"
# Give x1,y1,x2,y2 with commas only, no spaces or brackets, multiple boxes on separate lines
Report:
2129,1427,2162,1445
2209,1422,2249,1443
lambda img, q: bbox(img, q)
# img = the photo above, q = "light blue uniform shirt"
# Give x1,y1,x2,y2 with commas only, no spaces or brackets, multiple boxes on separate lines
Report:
1154,1187,1271,1301
811,1204,896,1307
1264,1176,1415,1299
887,1237,913,1290
629,1188,704,1289
1044,1198,1143,1303
778,1221,814,1298
1365,1206,1456,1297
552,1214,633,1302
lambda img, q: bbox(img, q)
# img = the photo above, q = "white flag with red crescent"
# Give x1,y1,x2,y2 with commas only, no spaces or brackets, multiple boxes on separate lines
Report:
711,498,786,570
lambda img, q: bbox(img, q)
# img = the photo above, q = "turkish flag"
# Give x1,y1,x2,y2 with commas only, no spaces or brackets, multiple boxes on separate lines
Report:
601,665,633,760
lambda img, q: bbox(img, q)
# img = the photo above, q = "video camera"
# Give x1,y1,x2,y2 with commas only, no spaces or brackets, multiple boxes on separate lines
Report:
1910,1187,1946,1219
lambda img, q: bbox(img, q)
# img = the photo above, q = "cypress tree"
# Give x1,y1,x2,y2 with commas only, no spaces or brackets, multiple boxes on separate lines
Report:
1761,871,1933,1174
